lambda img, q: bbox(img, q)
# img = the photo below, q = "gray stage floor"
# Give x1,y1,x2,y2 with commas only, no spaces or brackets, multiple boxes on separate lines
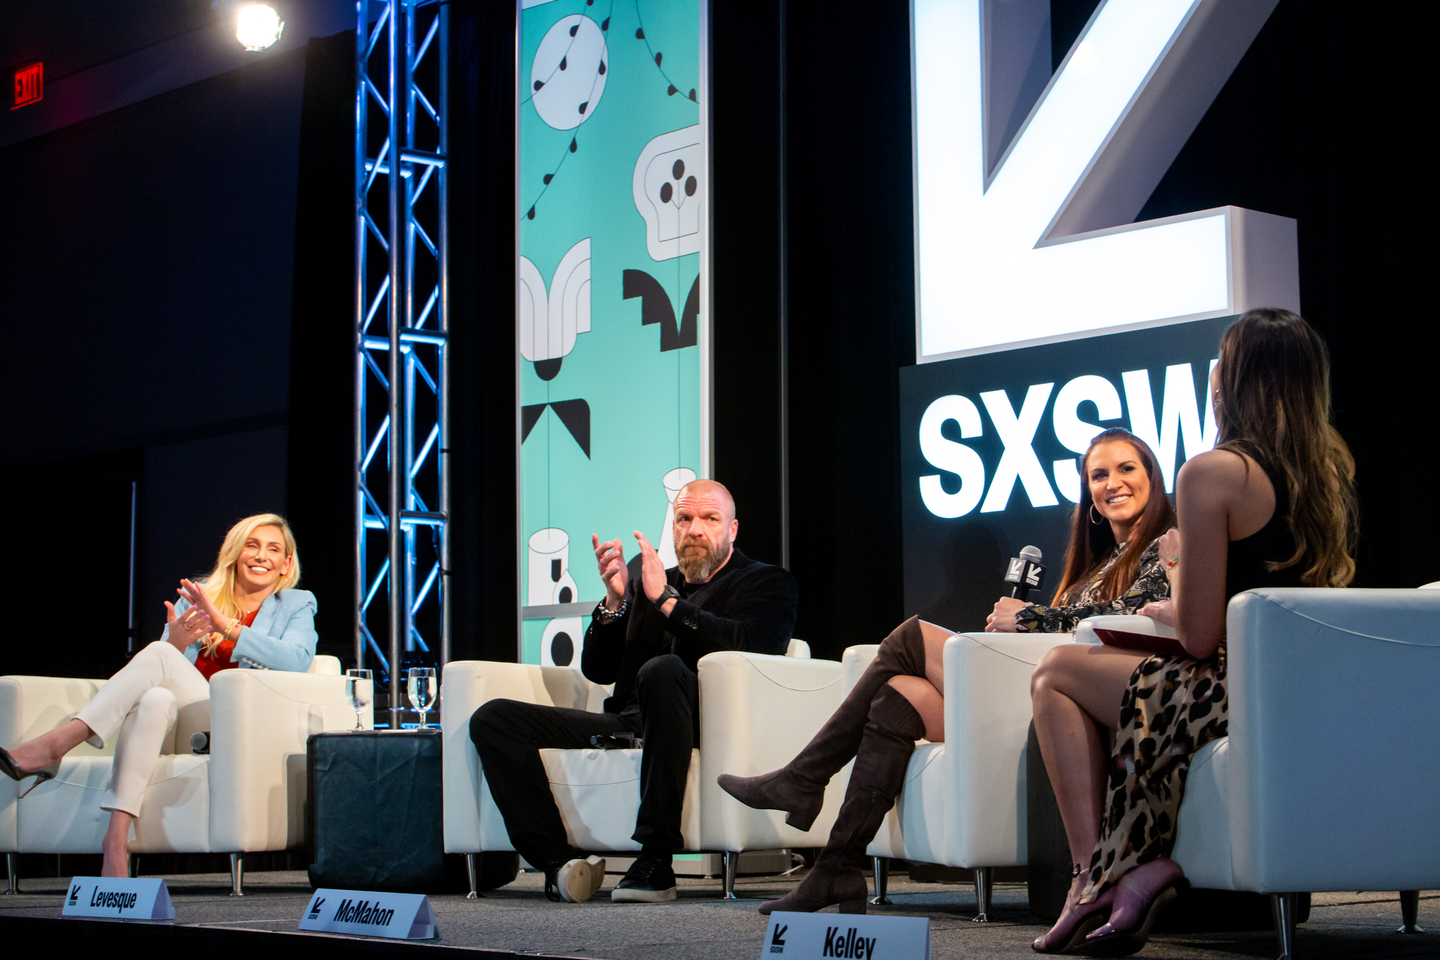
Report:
2,868,1435,959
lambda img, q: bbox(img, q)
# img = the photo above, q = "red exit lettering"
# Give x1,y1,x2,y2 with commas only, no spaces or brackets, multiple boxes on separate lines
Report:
13,62,43,110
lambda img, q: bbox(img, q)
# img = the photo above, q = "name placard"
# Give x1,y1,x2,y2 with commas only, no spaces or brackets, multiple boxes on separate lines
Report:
761,912,929,960
62,877,173,921
299,888,437,940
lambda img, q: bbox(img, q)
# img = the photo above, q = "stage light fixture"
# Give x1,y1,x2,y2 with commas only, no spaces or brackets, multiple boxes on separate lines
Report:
237,4,284,51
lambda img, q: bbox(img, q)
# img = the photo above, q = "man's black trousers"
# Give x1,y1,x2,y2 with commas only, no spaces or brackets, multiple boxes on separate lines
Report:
468,654,699,869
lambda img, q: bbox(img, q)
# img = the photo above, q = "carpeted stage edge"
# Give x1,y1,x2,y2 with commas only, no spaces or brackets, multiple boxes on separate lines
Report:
1,869,1436,959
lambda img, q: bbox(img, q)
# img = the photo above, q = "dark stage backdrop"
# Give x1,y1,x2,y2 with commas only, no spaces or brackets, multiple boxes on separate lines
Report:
2,0,1436,677
774,0,1440,656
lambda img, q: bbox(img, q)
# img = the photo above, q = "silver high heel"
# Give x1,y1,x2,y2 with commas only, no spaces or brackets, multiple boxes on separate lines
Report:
0,746,60,799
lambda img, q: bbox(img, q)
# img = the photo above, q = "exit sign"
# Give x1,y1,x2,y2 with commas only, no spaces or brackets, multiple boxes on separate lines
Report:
13,62,42,110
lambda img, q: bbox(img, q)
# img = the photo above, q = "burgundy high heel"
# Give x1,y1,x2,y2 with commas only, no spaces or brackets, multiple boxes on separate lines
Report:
1033,871,1113,954
1076,864,1184,957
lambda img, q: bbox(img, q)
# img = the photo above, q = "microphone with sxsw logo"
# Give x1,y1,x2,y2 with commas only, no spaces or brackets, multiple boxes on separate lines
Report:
1003,545,1045,601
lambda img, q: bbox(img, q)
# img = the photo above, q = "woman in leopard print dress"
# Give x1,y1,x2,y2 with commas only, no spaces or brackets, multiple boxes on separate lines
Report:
1031,309,1358,955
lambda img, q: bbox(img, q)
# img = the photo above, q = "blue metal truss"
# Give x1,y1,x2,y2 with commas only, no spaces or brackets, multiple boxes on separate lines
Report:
354,0,449,726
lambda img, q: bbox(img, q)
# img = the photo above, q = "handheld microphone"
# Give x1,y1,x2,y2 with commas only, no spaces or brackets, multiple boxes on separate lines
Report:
1003,545,1046,601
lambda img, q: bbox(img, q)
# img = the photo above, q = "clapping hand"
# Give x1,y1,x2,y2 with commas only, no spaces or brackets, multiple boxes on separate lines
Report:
592,534,629,609
178,579,229,631
164,600,213,652
632,530,668,605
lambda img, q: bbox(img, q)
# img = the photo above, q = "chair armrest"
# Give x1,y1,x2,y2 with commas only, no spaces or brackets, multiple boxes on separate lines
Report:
307,655,342,675
0,676,110,754
697,651,844,849
942,632,1073,867
207,670,361,852
1227,587,1440,892
441,660,607,853
0,676,109,848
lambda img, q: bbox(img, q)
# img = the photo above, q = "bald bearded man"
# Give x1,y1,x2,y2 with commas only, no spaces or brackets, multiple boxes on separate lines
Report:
469,480,799,904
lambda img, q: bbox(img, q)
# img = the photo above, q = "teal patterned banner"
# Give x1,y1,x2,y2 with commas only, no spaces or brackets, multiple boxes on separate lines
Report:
517,0,709,666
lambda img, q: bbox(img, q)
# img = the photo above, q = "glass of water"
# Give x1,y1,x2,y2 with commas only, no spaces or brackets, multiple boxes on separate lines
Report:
345,669,373,731
407,667,437,728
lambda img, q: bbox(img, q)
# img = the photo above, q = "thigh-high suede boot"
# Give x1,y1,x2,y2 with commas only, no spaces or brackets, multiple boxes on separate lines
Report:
758,685,925,914
718,616,926,830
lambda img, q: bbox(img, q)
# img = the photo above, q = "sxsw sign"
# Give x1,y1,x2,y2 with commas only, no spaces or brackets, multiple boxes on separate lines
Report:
911,0,1298,362
903,1,1297,622
917,356,1217,518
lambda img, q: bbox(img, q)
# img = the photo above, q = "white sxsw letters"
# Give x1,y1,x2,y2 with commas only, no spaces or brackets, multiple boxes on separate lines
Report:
917,362,1216,519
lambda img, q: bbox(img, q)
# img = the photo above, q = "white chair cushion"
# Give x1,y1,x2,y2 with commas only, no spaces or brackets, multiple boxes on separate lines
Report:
698,651,844,851
15,755,211,855
475,747,702,853
1169,737,1232,889
1226,588,1440,893
871,742,947,862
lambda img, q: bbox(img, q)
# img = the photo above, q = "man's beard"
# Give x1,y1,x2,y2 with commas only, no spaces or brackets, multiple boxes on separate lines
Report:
676,537,731,582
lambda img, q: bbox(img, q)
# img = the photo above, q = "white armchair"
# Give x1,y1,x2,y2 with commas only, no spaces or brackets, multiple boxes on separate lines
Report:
1080,587,1440,959
442,641,847,898
850,631,1075,920
1,655,360,895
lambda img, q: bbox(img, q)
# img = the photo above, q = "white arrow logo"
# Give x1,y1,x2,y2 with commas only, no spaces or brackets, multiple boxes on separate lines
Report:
913,0,1297,361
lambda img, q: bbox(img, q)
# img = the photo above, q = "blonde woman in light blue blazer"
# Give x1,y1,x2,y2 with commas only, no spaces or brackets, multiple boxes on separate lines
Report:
1,513,316,876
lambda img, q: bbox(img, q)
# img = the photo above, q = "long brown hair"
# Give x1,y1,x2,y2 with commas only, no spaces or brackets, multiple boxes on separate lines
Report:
1214,308,1357,586
1053,428,1177,604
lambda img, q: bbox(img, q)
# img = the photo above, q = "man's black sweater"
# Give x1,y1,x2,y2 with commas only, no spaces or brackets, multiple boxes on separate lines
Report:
581,548,799,716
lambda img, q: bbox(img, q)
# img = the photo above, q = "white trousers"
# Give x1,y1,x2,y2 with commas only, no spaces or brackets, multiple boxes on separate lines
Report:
74,641,210,817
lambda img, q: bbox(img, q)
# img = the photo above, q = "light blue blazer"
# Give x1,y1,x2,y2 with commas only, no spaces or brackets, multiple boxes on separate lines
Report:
163,589,319,674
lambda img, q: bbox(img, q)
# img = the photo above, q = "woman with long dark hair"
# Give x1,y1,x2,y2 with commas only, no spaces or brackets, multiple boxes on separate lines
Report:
1030,308,1358,955
721,429,1176,914
1,514,317,877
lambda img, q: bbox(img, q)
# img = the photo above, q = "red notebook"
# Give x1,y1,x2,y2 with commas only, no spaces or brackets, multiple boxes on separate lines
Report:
1093,626,1188,658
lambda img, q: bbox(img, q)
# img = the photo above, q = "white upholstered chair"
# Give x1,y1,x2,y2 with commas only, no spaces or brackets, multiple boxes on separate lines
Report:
1,655,360,895
1080,587,1440,959
850,631,1075,920
441,640,850,898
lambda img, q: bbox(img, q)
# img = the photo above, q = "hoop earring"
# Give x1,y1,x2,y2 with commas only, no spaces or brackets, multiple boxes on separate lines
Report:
1089,503,1104,525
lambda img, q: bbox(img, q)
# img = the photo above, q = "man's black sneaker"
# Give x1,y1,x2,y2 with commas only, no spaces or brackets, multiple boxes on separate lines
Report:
611,853,677,902
544,855,606,903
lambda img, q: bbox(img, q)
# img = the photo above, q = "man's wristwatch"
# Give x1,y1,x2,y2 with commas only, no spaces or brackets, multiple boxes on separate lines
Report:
657,584,681,606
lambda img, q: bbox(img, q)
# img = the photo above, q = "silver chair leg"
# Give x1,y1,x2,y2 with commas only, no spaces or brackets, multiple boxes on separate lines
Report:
870,857,891,906
971,866,993,923
721,851,738,900
229,852,245,897
466,853,480,899
5,853,16,894
1270,892,1296,960
1399,890,1424,934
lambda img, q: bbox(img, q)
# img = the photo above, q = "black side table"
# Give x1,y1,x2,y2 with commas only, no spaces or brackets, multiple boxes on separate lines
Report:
307,728,444,892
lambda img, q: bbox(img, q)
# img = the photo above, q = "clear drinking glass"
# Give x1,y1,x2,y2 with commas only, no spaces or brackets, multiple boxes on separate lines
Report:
345,669,373,731
407,667,437,728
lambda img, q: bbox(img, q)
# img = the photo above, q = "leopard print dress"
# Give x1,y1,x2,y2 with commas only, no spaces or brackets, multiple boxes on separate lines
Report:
1079,463,1301,901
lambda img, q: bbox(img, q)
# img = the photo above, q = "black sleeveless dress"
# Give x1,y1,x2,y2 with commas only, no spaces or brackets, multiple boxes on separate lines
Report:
1080,456,1300,899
